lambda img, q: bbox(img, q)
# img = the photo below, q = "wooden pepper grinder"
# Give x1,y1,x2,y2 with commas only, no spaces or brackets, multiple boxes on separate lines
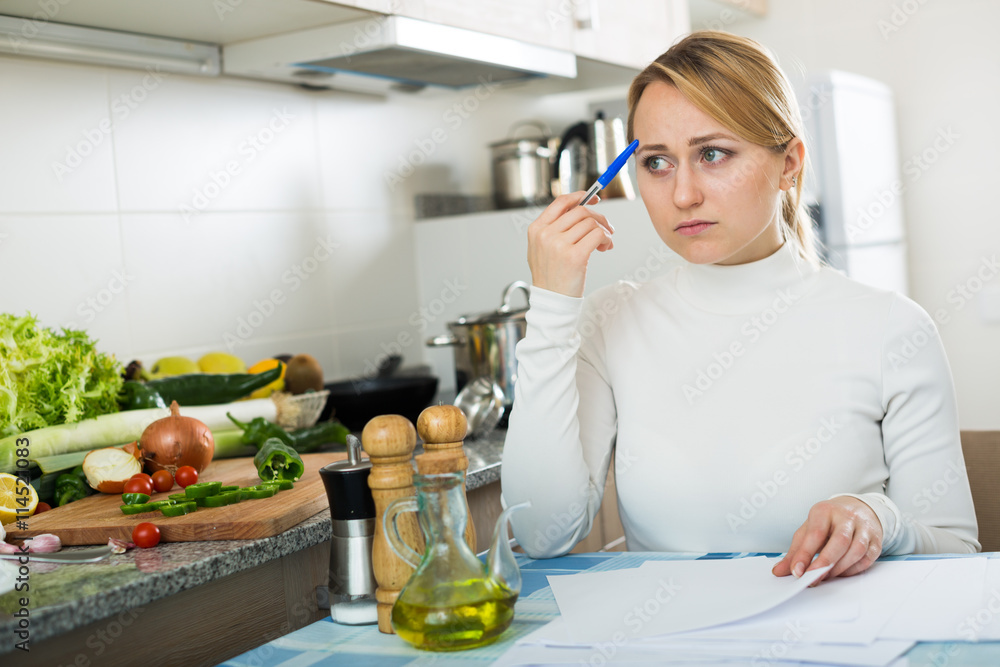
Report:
415,405,476,553
362,415,424,634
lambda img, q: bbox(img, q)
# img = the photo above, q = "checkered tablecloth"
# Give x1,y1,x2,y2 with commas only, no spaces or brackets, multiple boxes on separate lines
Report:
219,551,1000,667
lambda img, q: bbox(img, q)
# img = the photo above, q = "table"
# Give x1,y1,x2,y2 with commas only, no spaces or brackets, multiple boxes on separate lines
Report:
219,551,1000,667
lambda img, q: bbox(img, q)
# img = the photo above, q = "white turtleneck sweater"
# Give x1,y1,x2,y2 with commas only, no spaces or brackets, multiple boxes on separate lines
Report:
500,242,980,558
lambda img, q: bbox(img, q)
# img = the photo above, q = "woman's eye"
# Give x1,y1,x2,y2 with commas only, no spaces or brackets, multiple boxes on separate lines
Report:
702,147,729,164
646,156,669,171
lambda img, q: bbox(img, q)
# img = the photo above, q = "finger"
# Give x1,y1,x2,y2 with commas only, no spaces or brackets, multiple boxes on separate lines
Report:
788,515,835,578
838,539,881,578
558,217,608,246
550,207,612,236
772,524,809,576
805,523,856,586
533,192,594,228
578,227,613,256
828,531,870,579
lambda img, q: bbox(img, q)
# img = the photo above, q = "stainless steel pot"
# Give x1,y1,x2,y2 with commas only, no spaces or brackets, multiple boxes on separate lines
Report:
426,281,530,419
489,122,556,210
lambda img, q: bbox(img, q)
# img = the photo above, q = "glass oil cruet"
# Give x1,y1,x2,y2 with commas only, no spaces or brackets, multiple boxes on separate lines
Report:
383,470,529,651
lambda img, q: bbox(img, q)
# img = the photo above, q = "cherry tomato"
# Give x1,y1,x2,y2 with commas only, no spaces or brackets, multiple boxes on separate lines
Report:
124,477,153,496
130,473,153,485
34,502,52,514
174,466,198,488
132,522,161,549
151,469,174,493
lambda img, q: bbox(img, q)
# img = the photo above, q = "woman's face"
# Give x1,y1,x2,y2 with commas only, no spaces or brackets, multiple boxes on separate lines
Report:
633,81,800,265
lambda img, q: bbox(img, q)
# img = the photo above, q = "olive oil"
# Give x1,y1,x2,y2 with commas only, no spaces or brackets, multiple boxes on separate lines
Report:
391,578,518,651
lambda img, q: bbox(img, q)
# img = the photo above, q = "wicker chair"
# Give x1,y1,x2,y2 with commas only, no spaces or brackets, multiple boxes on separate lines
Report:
960,431,1000,553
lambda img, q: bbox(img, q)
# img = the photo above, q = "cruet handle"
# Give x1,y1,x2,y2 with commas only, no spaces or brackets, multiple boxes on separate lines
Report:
487,501,531,596
383,497,423,570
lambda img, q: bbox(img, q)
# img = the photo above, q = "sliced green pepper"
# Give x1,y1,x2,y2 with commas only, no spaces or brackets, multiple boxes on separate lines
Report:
161,502,197,517
168,493,188,501
203,490,242,508
55,473,89,507
184,482,222,498
120,503,156,515
254,438,304,482
261,479,294,491
122,493,150,506
219,485,239,493
240,486,277,500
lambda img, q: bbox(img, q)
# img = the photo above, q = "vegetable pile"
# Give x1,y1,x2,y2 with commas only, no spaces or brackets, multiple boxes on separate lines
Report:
0,313,123,437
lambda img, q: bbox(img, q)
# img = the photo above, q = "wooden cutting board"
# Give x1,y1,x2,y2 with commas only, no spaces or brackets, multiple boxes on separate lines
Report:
1,452,348,545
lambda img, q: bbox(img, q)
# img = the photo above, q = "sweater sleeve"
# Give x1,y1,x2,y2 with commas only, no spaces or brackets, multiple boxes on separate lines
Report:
500,285,619,558
857,293,980,555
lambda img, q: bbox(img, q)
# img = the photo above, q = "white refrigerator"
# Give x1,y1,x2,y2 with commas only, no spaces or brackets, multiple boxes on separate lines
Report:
800,70,909,295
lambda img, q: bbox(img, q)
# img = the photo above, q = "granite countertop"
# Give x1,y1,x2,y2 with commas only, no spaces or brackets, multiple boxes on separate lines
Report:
0,431,506,653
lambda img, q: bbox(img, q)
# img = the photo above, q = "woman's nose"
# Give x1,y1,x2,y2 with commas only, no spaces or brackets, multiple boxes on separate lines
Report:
672,164,703,209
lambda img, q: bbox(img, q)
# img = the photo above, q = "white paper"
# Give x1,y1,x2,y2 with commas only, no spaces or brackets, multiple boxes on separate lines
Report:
546,557,829,643
672,559,937,645
498,632,913,667
880,556,989,641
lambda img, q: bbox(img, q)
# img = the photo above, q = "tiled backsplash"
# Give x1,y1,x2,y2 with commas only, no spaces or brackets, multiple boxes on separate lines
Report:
0,55,641,387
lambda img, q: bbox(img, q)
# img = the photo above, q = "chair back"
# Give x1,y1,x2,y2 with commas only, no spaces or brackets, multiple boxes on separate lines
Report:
960,430,1000,553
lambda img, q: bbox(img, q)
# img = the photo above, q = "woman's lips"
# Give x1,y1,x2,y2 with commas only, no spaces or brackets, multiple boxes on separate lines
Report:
675,221,716,236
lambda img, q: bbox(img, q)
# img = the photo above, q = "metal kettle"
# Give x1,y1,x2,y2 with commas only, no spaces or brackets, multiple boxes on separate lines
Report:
555,111,636,200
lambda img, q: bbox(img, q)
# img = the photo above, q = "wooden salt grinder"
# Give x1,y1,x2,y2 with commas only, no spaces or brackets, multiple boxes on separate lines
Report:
415,405,476,552
362,415,423,634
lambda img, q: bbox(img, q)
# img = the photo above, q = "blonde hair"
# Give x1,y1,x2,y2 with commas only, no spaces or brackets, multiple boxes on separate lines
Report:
627,31,822,267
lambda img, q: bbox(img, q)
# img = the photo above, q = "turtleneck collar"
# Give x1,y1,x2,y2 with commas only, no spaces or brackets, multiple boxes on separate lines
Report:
674,241,820,315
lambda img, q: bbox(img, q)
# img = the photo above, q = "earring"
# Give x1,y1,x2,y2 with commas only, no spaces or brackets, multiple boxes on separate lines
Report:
791,176,797,187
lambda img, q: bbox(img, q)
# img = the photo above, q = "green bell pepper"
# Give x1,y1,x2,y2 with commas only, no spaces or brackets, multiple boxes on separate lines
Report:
254,437,305,482
228,414,349,453
145,365,282,406
54,473,89,507
117,381,168,410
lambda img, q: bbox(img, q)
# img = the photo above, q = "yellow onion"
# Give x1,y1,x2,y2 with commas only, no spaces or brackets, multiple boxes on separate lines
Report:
82,444,143,493
139,401,215,474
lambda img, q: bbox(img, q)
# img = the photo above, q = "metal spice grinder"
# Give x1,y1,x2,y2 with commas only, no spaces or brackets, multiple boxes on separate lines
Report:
319,435,377,625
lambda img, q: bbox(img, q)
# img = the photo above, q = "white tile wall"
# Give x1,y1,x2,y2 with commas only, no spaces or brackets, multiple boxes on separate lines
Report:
0,59,118,213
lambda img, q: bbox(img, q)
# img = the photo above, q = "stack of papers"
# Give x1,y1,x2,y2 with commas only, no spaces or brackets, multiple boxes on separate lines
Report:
494,555,999,667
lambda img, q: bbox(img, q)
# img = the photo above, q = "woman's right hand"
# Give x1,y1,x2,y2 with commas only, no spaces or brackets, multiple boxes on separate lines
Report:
527,192,615,298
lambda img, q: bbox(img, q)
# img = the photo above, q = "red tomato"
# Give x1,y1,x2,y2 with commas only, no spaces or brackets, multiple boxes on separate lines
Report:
34,502,52,514
132,522,161,549
130,473,153,484
174,466,198,488
124,477,153,496
151,469,174,493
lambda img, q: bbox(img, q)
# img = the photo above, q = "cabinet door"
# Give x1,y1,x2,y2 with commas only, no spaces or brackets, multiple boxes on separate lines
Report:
573,0,690,69
391,0,574,51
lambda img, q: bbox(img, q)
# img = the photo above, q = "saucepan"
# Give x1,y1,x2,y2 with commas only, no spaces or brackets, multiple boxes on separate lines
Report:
426,281,529,429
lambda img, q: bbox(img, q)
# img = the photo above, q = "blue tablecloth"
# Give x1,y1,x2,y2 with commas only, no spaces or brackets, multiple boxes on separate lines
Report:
219,551,1000,667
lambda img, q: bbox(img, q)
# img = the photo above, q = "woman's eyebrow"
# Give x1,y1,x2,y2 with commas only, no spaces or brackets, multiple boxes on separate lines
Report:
688,133,738,146
638,134,739,154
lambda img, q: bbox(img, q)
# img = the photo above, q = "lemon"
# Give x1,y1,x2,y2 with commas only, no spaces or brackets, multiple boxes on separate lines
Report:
199,352,247,374
0,473,39,525
150,356,201,377
247,358,286,399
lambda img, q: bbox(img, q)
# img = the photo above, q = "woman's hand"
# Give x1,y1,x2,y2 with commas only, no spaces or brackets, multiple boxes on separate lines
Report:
527,192,614,298
772,496,883,584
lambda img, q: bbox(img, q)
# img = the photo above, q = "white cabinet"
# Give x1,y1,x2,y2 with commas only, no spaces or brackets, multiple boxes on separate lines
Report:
391,0,574,51
573,0,691,69
389,0,690,70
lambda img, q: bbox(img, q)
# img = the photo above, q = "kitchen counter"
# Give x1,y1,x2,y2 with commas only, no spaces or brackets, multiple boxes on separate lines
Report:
0,431,506,664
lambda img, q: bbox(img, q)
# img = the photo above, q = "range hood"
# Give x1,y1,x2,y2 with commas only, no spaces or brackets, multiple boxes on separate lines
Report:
224,15,578,94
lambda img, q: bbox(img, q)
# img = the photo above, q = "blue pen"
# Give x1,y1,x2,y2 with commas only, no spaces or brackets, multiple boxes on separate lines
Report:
578,139,640,206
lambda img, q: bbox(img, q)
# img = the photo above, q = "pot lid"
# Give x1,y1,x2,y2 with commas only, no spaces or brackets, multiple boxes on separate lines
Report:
458,281,530,324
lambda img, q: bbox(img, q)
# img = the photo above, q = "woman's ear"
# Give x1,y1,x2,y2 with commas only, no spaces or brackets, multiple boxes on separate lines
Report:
782,137,805,190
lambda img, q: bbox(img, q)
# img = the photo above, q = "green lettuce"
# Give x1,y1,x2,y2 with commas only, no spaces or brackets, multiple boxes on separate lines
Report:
0,313,123,437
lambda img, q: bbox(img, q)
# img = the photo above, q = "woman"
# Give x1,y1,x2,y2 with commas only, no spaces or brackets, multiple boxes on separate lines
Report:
500,31,979,583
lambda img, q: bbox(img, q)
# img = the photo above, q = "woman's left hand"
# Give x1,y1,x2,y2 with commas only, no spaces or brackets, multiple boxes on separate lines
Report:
772,496,883,584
